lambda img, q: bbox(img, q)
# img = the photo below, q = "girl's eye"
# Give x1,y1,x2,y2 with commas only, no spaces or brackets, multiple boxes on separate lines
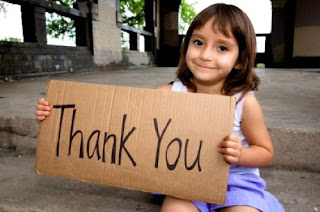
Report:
193,39,203,46
218,46,228,51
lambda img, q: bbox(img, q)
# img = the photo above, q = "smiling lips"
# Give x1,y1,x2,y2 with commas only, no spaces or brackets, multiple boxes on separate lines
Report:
196,63,216,70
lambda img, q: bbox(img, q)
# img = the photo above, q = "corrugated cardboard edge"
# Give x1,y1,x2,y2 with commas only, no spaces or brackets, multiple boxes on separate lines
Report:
35,80,68,175
35,80,53,175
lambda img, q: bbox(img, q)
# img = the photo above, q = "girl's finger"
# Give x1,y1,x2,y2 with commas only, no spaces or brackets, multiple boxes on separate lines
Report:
38,98,50,106
36,104,51,112
223,154,240,164
35,110,50,117
218,139,241,150
36,116,45,121
218,147,241,157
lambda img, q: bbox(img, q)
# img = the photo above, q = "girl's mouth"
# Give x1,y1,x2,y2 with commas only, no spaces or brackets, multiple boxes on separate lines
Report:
196,63,215,70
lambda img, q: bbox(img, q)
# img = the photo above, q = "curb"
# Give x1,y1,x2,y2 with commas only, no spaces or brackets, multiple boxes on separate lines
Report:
1,117,319,172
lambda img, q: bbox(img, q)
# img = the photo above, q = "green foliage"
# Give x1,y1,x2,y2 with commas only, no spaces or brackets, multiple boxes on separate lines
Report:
180,0,197,33
119,0,196,49
120,0,145,29
121,31,129,50
45,0,196,46
119,0,196,32
46,0,76,39
47,13,75,39
119,0,145,49
1,37,21,42
256,63,266,68
47,0,76,7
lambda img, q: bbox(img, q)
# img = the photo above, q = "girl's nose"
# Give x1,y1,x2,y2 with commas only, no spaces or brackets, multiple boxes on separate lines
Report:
199,47,214,61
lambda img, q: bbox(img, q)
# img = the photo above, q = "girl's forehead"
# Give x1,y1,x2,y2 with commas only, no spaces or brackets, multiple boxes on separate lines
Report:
194,18,233,38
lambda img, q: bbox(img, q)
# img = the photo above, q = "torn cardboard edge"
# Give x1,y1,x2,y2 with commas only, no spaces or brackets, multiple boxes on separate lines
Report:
36,80,236,204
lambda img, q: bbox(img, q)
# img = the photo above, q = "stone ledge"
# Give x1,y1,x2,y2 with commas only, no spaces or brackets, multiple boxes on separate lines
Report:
0,117,319,172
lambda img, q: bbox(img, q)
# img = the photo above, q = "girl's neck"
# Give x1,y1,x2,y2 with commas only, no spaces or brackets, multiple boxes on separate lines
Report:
196,86,222,95
191,80,224,95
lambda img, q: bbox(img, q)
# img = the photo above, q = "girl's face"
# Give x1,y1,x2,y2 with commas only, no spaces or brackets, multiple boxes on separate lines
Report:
186,18,241,93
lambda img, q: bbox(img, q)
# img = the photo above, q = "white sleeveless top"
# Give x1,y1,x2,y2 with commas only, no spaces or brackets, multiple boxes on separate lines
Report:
171,81,260,176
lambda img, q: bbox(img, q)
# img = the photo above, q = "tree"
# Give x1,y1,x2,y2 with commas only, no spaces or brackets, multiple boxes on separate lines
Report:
119,0,196,49
46,0,76,39
46,13,75,39
179,0,197,34
119,0,145,30
45,0,196,44
119,0,196,32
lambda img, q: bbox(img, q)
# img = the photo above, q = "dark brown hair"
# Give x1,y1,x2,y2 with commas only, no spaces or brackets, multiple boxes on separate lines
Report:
176,3,260,97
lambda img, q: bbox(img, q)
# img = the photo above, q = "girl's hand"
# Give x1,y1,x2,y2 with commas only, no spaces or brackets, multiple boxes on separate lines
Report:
217,134,242,165
35,98,51,122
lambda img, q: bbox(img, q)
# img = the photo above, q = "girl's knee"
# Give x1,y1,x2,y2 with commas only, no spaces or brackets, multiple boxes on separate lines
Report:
161,196,199,212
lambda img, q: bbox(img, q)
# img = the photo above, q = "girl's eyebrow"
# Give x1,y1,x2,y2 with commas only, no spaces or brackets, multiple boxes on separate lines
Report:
191,32,236,46
190,32,205,39
215,38,236,45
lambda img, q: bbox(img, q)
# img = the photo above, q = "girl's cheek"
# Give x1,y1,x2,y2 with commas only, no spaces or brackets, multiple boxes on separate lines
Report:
185,49,192,62
186,46,197,59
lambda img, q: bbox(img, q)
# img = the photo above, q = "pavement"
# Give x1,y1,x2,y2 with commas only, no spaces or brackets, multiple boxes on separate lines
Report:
0,67,319,212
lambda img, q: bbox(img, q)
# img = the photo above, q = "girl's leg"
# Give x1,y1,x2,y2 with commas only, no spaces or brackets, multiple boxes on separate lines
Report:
161,196,200,212
219,206,260,212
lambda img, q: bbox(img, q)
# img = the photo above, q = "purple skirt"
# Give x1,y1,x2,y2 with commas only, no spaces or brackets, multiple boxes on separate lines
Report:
153,173,285,212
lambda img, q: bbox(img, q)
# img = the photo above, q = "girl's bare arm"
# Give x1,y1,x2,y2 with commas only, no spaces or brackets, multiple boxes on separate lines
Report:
238,93,274,167
218,93,273,167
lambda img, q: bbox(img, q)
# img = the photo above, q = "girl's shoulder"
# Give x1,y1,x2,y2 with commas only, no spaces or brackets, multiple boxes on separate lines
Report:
234,91,257,121
242,92,261,112
241,92,264,123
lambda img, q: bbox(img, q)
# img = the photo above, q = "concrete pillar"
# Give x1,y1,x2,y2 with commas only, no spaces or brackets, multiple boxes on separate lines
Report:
74,1,94,51
293,0,320,57
21,4,47,44
158,0,181,67
91,0,122,66
144,0,155,53
270,0,296,66
129,32,138,51
162,12,179,46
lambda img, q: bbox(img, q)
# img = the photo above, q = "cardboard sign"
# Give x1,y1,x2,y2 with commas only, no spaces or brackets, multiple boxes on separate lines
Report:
36,80,236,204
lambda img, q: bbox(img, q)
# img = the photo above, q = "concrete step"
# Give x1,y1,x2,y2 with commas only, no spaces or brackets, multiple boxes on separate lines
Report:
0,151,319,212
0,116,319,172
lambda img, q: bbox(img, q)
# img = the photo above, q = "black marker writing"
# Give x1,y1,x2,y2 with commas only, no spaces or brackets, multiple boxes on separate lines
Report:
53,105,137,167
153,118,203,172
53,104,76,157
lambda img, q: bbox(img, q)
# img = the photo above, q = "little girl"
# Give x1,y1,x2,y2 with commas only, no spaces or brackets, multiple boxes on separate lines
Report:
35,3,285,212
154,3,285,212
